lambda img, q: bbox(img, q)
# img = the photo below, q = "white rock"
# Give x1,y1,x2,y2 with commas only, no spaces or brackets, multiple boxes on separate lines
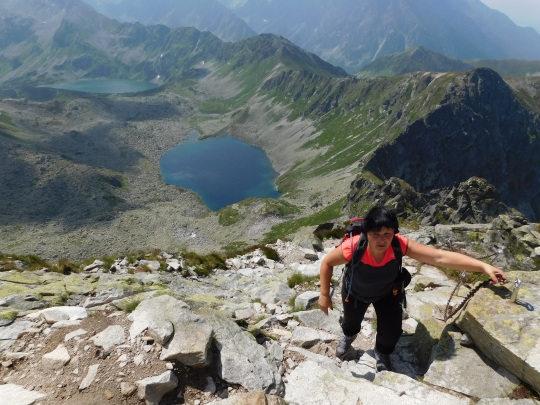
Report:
79,364,100,391
0,384,46,405
42,344,71,370
65,329,88,342
38,307,88,324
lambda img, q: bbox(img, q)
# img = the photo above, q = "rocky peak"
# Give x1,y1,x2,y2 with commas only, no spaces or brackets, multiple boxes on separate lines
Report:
364,68,540,221
345,175,540,270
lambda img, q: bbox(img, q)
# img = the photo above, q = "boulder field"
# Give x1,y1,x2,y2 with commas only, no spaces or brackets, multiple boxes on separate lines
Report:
1,238,539,404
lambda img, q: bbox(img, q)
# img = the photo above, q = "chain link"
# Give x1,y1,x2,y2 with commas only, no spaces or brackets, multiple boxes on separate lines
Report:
442,248,503,322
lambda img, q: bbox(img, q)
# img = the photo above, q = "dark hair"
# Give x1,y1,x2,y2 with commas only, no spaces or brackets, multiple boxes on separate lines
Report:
362,206,399,234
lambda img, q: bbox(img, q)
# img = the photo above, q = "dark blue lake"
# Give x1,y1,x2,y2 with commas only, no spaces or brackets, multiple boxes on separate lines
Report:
160,134,281,211
40,79,158,94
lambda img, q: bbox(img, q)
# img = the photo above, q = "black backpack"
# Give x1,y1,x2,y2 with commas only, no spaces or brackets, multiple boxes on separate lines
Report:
342,218,411,307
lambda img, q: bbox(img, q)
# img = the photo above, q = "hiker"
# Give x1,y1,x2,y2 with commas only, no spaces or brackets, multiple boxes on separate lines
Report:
318,206,508,372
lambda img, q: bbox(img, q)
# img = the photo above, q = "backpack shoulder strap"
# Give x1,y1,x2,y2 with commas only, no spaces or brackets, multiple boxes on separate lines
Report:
391,235,403,265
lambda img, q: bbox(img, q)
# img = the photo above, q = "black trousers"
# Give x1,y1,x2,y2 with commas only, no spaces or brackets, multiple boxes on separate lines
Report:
341,285,403,355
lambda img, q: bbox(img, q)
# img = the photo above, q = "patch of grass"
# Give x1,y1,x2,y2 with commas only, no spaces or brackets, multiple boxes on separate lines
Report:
222,241,249,252
314,223,348,240
0,308,18,321
224,242,281,261
183,251,227,277
123,300,141,313
134,265,152,273
264,198,346,242
0,129,28,143
52,258,79,274
0,254,50,271
261,246,280,261
287,273,319,288
218,206,241,226
287,273,304,288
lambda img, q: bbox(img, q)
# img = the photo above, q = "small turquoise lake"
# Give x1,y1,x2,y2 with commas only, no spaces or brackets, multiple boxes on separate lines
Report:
40,79,158,94
160,134,281,211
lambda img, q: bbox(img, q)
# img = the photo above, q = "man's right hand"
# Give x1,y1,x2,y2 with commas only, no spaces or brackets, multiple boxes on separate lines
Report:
318,294,333,315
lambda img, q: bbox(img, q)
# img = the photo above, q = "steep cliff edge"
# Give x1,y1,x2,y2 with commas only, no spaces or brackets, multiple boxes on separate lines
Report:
364,68,540,220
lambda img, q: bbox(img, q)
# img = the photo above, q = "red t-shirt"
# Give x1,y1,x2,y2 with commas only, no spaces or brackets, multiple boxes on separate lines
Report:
341,234,408,265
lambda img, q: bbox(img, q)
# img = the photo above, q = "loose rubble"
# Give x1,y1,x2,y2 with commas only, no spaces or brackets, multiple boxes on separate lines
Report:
1,238,539,405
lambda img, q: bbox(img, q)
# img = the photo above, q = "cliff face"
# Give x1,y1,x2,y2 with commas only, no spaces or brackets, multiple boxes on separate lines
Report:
365,68,540,221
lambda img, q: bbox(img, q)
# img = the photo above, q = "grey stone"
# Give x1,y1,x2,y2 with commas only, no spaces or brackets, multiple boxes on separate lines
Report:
201,309,284,395
285,360,427,405
0,321,36,341
293,309,342,335
128,295,213,367
79,364,100,391
128,295,189,343
65,328,88,342
42,344,71,370
159,312,213,367
38,306,88,323
91,325,126,355
374,372,469,405
138,260,161,271
294,291,321,310
0,295,47,311
290,325,338,348
456,270,540,393
249,281,295,305
0,384,47,405
81,288,135,308
136,370,178,405
84,260,105,271
424,328,520,398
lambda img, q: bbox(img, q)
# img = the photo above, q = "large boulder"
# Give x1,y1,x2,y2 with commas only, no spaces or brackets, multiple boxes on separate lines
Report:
200,309,284,395
456,271,540,393
128,295,213,367
424,327,520,398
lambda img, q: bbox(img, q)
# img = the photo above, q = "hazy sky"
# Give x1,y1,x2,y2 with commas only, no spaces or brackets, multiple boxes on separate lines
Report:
479,0,540,33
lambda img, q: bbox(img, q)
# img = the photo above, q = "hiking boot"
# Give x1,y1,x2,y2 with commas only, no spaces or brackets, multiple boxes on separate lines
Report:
374,348,393,372
336,333,357,358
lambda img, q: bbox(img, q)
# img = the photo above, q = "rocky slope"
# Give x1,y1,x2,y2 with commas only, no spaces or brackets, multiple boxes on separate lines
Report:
1,230,540,405
363,68,540,221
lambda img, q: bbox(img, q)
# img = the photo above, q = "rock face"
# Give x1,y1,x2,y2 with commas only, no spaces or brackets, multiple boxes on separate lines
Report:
345,177,540,271
1,238,540,403
364,68,540,221
346,176,517,225
456,271,540,393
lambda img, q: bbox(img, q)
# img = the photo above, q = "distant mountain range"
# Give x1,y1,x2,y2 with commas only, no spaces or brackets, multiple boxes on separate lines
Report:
358,46,540,77
0,0,345,95
82,0,256,42
81,0,540,73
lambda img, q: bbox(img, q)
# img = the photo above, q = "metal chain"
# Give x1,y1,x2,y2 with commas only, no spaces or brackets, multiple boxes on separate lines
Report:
442,248,503,322
443,280,490,322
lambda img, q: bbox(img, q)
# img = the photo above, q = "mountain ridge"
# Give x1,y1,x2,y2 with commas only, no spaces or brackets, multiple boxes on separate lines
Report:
0,0,539,262
76,0,540,73
218,0,540,72
82,0,256,42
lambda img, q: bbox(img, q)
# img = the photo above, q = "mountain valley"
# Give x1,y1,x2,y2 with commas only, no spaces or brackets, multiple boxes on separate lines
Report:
0,0,539,264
